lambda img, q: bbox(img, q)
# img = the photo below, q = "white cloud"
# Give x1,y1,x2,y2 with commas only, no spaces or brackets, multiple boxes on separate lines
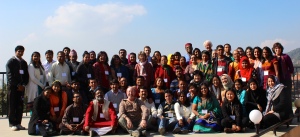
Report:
15,33,38,45
260,38,296,52
45,2,147,36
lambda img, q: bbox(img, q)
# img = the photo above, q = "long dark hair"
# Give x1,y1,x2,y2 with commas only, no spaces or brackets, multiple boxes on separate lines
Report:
262,46,274,64
52,81,63,109
253,46,262,61
110,54,122,67
97,51,109,65
199,82,212,100
30,51,44,70
177,91,191,107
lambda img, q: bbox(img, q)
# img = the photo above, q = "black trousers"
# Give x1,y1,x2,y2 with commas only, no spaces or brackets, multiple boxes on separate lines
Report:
262,113,280,128
8,87,24,126
282,79,293,118
221,117,244,128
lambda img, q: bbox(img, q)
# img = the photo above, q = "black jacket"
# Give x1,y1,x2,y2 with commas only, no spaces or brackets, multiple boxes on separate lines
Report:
222,101,243,126
76,62,94,89
6,56,29,88
212,56,232,74
245,88,267,114
270,88,289,120
28,94,50,135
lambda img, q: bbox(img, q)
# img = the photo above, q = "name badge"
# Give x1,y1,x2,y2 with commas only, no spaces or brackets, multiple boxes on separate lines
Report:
264,71,269,75
113,103,117,108
105,71,109,75
117,73,122,77
217,67,223,72
230,115,236,120
100,113,104,118
168,112,173,117
164,78,168,83
73,117,79,122
87,74,91,78
62,73,67,77
72,72,75,76
241,77,246,82
202,109,208,114
54,107,59,112
19,70,24,74
155,99,160,104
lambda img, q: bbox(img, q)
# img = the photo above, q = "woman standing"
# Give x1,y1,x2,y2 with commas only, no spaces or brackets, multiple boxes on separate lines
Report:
192,83,222,133
245,46,255,66
198,50,213,82
272,42,294,118
155,55,175,89
125,52,137,86
93,51,112,92
26,52,46,110
110,55,129,81
221,89,243,133
261,47,278,90
134,51,154,88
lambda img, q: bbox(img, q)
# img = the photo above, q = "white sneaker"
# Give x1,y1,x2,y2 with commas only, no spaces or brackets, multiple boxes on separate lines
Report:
16,124,25,130
11,126,18,131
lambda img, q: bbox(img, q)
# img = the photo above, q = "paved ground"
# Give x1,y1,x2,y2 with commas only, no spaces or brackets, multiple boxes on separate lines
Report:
0,114,299,137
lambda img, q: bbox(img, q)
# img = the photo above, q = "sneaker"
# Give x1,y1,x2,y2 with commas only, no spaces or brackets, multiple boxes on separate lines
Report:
11,126,18,131
131,130,140,137
16,124,25,130
180,129,189,134
172,127,181,134
89,130,97,137
158,128,165,135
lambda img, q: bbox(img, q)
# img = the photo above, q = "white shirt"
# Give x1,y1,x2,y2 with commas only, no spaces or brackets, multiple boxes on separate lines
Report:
43,60,56,82
49,61,71,86
139,98,157,118
174,102,195,120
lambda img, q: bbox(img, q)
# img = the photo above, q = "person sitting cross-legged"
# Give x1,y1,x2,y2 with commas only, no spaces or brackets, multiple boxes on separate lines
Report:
157,89,178,135
84,87,117,136
59,93,87,135
118,86,149,137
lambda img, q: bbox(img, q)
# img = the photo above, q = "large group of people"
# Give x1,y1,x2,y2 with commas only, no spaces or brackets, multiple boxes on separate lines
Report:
5,40,295,137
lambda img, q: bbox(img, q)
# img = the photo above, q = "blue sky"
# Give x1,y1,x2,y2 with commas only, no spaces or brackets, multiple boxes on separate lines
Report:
1,0,300,73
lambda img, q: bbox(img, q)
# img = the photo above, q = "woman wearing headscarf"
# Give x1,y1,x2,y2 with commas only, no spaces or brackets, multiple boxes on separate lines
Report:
220,74,234,104
125,52,137,86
244,78,267,128
238,56,254,84
262,75,288,128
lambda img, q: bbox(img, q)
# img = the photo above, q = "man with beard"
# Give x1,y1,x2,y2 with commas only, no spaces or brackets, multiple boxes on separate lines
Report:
59,93,87,135
119,86,149,137
84,87,117,136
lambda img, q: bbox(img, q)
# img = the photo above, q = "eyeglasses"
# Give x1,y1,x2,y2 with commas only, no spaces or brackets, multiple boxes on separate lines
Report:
73,96,80,98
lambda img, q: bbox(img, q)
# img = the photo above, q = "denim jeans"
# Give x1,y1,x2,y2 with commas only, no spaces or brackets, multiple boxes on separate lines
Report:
174,118,194,131
157,117,178,130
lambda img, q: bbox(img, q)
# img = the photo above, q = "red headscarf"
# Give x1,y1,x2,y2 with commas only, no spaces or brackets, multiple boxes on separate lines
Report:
239,56,254,82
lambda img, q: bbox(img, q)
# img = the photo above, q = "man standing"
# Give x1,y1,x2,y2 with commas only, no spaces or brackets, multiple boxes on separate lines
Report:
49,51,71,87
119,86,149,137
144,46,152,62
224,43,233,61
203,40,213,58
63,47,71,62
212,45,232,76
43,50,56,85
184,43,193,64
119,49,128,65
6,45,29,131
67,49,80,79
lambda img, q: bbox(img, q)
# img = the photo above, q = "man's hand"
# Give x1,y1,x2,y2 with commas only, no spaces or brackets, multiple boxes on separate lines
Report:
178,119,184,127
126,118,133,129
67,124,74,131
140,120,147,128
84,126,90,132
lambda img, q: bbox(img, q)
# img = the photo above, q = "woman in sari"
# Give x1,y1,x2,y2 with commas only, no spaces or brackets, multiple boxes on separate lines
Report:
192,83,222,133
262,75,288,128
